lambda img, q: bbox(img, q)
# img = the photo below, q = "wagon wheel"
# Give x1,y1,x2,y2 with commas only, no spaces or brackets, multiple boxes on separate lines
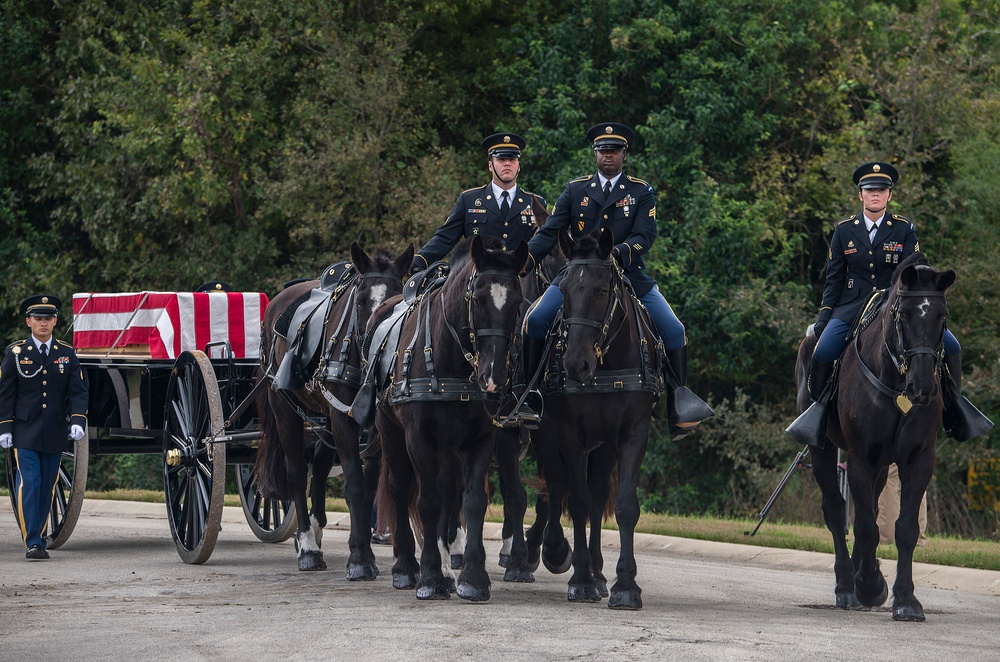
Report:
236,462,297,543
162,350,226,564
5,435,88,550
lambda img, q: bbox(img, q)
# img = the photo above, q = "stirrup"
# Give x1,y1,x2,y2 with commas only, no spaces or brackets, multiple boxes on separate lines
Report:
516,391,543,430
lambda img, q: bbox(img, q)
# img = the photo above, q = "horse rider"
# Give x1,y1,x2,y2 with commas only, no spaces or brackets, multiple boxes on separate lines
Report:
800,161,981,446
0,295,88,560
519,122,711,434
411,132,545,274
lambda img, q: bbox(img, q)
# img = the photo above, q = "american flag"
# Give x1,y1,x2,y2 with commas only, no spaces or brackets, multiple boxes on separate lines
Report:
71,291,269,359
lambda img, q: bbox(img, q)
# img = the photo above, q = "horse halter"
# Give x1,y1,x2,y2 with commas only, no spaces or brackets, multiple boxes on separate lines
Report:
561,257,622,365
886,289,947,376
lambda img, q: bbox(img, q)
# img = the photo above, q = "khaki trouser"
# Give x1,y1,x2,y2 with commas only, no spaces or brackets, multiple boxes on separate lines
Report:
876,463,928,546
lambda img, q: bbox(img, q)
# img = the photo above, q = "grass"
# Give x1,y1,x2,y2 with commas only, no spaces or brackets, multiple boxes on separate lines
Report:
39,489,996,573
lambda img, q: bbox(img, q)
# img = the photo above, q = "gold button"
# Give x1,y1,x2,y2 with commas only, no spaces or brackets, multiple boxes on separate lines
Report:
42,381,47,386
43,392,47,397
871,275,876,279
868,251,873,255
869,263,874,268
504,222,509,226
42,404,47,409
503,234,508,239
42,370,47,374
603,214,608,220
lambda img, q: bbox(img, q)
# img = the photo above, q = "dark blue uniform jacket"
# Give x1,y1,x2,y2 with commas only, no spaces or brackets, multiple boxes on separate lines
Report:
0,338,88,454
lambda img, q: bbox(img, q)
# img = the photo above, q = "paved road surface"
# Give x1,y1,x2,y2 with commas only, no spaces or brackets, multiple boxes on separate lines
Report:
1,499,998,661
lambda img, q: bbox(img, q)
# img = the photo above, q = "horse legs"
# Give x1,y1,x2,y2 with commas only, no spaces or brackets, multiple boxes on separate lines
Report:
456,434,495,602
587,443,616,599
377,410,419,590
413,445,452,600
495,429,533,583
329,413,378,581
809,445,861,608
533,425,572,576
846,451,889,609
564,447,601,603
524,484,549,573
891,447,934,622
607,427,648,611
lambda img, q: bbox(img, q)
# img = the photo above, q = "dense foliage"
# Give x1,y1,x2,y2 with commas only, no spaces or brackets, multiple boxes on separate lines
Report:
2,0,997,536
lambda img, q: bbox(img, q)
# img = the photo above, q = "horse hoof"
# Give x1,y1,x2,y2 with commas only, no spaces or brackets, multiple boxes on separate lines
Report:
567,585,602,603
595,578,608,598
392,572,418,589
836,591,865,610
416,584,451,600
346,561,378,581
503,566,535,583
457,582,491,602
608,590,643,610
450,553,464,570
297,551,326,571
445,576,457,594
856,578,889,608
527,547,541,572
498,553,511,568
892,603,926,622
542,539,572,575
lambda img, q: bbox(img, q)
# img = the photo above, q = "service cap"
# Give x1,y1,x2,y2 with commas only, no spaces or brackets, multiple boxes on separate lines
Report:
587,122,634,151
195,280,234,292
481,132,525,159
853,162,898,189
21,294,61,317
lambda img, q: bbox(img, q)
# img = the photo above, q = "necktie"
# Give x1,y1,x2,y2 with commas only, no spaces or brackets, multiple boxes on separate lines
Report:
603,180,612,200
500,190,510,216
869,223,879,244
40,343,48,360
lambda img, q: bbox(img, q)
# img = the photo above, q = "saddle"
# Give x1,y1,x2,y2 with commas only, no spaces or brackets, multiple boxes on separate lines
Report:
349,265,451,426
273,264,358,391
823,288,887,402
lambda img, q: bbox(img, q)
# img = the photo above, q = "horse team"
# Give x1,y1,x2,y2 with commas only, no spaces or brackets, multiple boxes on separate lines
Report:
252,229,962,620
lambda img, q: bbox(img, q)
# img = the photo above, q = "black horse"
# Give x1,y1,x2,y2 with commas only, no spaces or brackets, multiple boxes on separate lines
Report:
254,242,412,575
376,235,528,601
528,227,661,609
795,252,955,621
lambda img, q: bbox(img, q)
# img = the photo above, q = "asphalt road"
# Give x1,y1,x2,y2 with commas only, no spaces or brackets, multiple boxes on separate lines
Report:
1,499,999,661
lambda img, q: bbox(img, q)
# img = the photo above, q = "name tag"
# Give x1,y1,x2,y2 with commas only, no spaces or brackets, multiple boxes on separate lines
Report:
844,248,857,255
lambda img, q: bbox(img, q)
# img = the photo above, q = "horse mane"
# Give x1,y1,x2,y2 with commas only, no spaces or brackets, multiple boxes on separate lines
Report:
365,247,400,273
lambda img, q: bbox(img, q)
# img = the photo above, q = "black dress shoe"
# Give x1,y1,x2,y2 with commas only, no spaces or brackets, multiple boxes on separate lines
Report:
371,531,391,545
26,545,49,560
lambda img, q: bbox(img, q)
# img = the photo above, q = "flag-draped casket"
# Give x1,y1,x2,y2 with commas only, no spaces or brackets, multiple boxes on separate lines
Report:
72,292,269,359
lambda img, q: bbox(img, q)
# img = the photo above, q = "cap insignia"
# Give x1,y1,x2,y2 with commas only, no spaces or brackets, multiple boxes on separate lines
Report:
605,126,613,134
42,297,49,304
503,135,510,143
873,164,881,172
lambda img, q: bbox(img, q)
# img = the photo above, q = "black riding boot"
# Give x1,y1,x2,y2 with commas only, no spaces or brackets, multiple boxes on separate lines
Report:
786,358,834,448
517,336,545,429
663,346,714,439
942,352,994,442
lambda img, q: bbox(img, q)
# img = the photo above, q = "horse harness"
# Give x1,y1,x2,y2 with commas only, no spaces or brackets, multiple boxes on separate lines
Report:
388,267,519,424
546,257,662,395
852,287,947,415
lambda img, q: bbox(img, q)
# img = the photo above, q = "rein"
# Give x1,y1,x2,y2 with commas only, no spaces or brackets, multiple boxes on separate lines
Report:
853,288,947,415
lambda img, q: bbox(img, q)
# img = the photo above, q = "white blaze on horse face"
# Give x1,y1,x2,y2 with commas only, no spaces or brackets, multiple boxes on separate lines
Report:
369,283,388,314
490,283,508,311
918,298,931,317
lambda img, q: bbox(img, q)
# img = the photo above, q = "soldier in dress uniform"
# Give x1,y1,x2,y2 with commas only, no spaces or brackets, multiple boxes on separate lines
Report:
519,123,712,434
799,162,972,446
0,295,88,559
411,132,545,273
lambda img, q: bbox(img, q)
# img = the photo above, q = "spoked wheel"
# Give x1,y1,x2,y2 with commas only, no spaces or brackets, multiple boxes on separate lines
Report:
163,350,226,564
236,462,296,543
5,435,88,550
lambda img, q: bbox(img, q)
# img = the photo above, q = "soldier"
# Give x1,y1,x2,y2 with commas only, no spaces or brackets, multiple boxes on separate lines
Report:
799,162,978,446
411,132,544,273
0,295,88,559
519,122,712,434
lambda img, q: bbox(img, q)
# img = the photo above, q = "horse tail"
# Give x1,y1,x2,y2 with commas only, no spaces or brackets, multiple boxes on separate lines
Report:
604,472,619,522
253,365,291,500
375,452,394,536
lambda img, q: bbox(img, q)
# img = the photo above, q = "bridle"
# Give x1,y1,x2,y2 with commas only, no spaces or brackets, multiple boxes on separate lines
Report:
854,286,947,415
885,289,947,376
560,257,625,365
444,267,521,378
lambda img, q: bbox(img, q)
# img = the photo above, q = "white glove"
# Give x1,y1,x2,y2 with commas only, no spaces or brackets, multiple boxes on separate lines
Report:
0,433,12,449
69,424,85,441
